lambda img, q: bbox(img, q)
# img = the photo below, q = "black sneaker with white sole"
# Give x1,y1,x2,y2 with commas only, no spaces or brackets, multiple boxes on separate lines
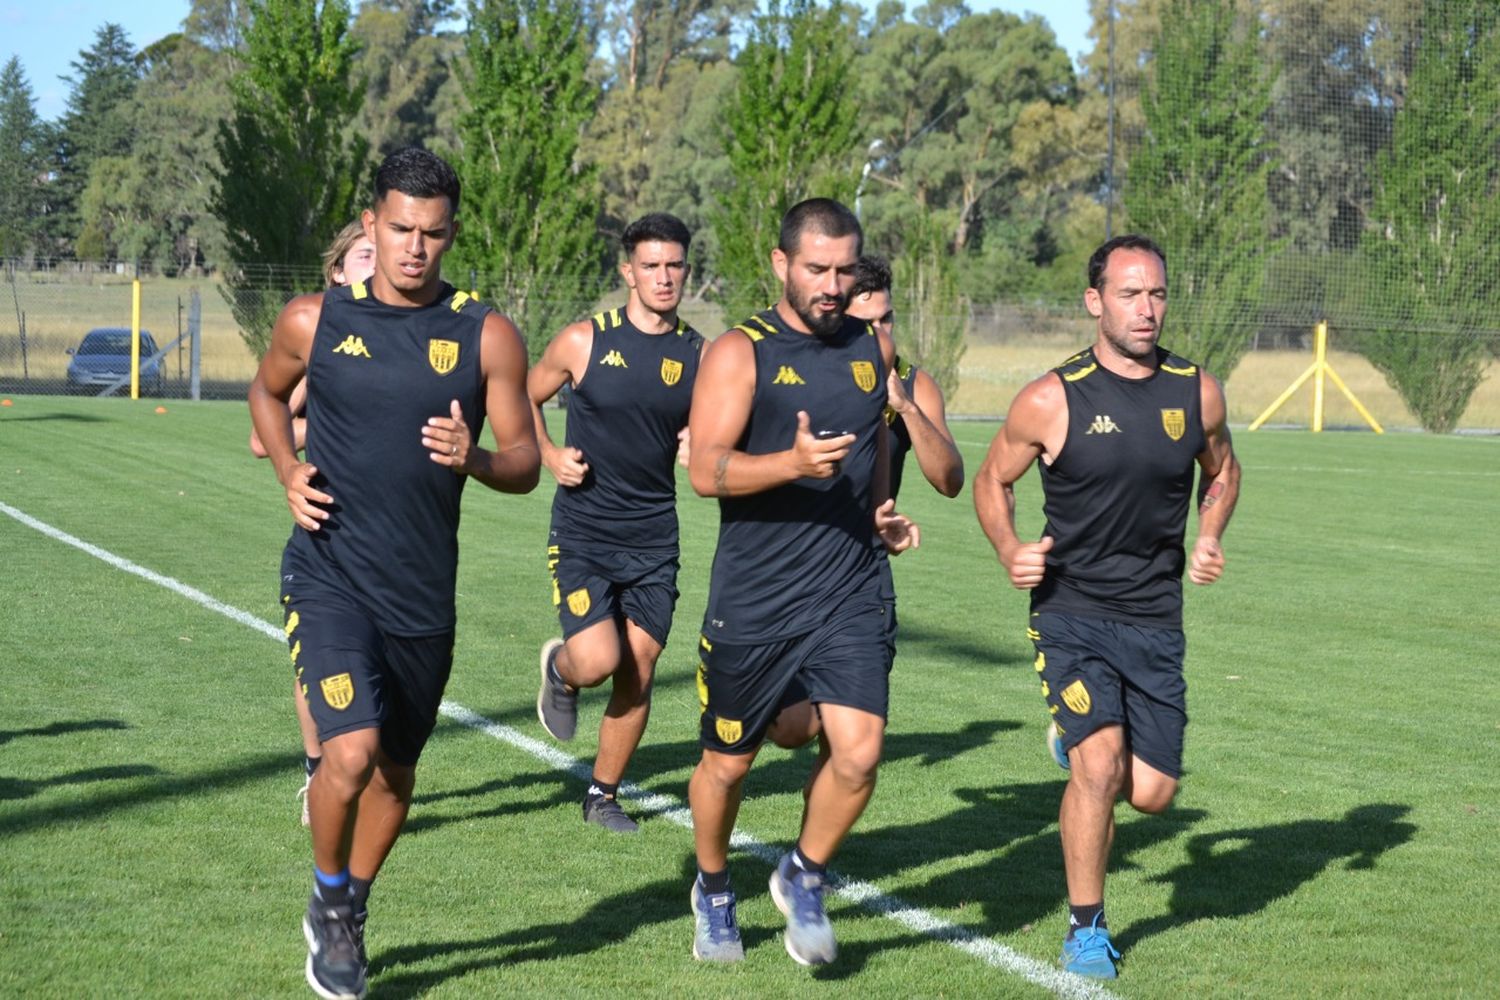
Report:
303,896,367,1000
583,793,639,833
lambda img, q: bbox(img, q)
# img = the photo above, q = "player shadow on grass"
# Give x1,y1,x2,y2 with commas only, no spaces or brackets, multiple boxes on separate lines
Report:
364,857,763,996
0,763,162,802
402,770,588,837
834,783,1208,942
1117,803,1416,951
0,718,128,746
893,620,1033,670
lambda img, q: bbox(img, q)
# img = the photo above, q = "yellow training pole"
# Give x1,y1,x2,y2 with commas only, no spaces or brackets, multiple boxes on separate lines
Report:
1249,319,1383,432
1248,361,1318,431
130,279,142,400
1324,364,1385,434
1311,321,1327,433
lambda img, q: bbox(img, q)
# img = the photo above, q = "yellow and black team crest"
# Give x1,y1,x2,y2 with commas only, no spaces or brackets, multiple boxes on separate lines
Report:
850,360,877,393
715,717,743,744
660,358,684,386
1060,679,1092,716
321,673,355,711
1161,408,1186,441
428,339,459,375
566,587,591,617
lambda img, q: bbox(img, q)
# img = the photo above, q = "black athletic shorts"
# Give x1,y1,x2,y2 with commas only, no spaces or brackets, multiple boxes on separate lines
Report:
547,536,679,648
698,602,891,755
1030,611,1188,779
282,577,454,768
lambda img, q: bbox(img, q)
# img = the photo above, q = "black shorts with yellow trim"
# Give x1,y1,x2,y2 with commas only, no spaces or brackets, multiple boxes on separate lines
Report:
281,570,454,768
697,603,891,755
1030,610,1188,779
548,536,680,648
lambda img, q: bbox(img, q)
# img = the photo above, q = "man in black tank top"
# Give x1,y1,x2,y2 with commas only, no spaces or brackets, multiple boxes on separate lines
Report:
683,200,918,967
249,148,540,1000
974,235,1241,980
526,213,706,835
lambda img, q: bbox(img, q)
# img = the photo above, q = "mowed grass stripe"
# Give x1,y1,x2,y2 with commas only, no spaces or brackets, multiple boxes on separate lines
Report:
1,499,1117,1000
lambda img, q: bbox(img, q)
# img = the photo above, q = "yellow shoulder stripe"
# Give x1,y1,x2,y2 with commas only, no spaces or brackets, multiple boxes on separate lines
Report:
351,281,368,300
450,290,471,312
748,315,776,335
734,324,763,342
1063,363,1097,382
1161,363,1198,376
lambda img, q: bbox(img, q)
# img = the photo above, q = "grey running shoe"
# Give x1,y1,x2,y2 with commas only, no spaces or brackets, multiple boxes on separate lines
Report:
690,881,744,962
769,854,837,966
1047,721,1071,772
536,638,577,741
583,793,639,833
303,896,367,1000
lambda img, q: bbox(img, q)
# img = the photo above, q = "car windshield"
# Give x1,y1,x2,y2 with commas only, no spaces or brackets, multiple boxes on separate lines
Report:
79,331,152,356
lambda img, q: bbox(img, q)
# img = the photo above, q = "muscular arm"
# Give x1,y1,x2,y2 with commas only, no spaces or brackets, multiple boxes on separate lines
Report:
248,294,332,530
973,374,1064,589
1189,371,1240,585
464,312,542,494
526,321,592,486
687,331,850,497
249,377,308,457
893,367,964,497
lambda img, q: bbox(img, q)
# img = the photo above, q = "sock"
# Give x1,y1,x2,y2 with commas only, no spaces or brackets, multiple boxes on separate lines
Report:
586,777,618,802
547,657,571,691
313,866,351,904
790,844,826,876
1068,902,1105,939
305,754,322,778
697,868,731,894
350,875,373,915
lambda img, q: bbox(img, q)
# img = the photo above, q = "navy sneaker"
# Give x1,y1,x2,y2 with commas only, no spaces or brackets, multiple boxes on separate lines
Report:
536,639,577,741
1060,913,1120,979
768,853,836,966
303,896,367,999
1047,721,1070,771
691,881,744,962
583,793,639,834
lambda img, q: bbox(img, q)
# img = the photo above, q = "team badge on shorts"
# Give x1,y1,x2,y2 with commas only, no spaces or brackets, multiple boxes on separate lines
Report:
1060,679,1092,715
1161,408,1186,441
321,673,355,711
566,588,591,617
715,717,743,744
850,360,877,393
428,339,459,375
660,358,683,386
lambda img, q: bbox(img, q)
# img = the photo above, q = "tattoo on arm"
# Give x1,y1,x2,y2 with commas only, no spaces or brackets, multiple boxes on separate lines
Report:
713,453,730,496
1199,479,1225,513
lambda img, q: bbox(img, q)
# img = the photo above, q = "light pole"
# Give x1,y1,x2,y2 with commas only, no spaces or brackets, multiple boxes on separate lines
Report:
854,138,887,221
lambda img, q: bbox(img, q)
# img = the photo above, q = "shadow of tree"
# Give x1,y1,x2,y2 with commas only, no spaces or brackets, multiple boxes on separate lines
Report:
1120,802,1416,949
0,763,163,802
0,718,128,746
403,771,582,837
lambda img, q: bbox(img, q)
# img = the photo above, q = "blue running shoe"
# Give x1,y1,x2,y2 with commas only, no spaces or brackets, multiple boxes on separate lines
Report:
1060,914,1120,979
768,854,836,966
691,881,744,962
1047,722,1071,772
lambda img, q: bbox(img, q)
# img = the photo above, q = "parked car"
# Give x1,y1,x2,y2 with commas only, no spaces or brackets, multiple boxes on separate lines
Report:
66,328,165,396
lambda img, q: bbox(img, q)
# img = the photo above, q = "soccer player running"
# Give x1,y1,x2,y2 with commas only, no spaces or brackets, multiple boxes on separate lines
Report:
530,213,705,833
249,218,379,827
248,147,540,1000
685,199,918,966
973,234,1240,979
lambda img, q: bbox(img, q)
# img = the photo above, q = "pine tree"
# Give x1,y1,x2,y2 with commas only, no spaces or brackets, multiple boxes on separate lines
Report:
0,57,50,258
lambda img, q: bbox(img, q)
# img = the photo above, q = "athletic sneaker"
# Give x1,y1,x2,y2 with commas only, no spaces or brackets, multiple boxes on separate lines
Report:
297,776,312,827
768,853,837,966
303,896,367,1000
690,881,744,962
353,907,368,967
1047,721,1071,772
583,793,639,834
1060,914,1120,979
535,638,577,741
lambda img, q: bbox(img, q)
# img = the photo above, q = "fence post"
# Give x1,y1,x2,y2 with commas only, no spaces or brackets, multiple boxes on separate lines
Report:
130,277,142,400
189,288,202,402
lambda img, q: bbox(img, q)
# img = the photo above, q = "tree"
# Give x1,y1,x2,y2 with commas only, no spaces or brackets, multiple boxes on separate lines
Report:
351,0,464,158
1352,0,1500,433
50,24,141,257
710,0,861,321
1123,0,1276,378
893,212,968,399
212,0,369,358
0,58,51,259
449,0,612,361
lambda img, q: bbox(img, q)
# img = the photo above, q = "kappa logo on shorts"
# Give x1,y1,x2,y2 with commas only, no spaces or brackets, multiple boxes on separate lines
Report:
850,360,877,393
428,338,459,375
1161,408,1186,441
1060,679,1092,716
661,357,684,386
321,673,355,711
566,588,591,617
715,717,743,744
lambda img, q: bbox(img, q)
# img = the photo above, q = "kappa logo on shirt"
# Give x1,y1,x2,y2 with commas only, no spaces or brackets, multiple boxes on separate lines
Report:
332,335,371,358
771,365,805,386
1085,414,1121,435
600,349,628,367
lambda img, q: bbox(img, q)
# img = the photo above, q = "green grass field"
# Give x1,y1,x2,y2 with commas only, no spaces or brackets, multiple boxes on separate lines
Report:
2,397,1497,998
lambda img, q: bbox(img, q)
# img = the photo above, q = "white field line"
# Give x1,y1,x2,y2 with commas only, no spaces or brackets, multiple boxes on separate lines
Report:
3,499,1117,1000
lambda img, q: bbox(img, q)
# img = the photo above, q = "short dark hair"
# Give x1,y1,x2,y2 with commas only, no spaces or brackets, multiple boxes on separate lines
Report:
850,255,892,298
375,147,461,214
622,213,691,255
778,198,863,257
1087,234,1166,290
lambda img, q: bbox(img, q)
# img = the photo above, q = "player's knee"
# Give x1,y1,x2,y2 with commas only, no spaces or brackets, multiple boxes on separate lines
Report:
319,731,380,788
827,741,881,789
1127,776,1178,815
767,703,819,749
1070,753,1128,801
698,750,754,788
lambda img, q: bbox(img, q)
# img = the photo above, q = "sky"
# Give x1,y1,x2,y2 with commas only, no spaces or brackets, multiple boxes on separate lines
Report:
4,1,1094,123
